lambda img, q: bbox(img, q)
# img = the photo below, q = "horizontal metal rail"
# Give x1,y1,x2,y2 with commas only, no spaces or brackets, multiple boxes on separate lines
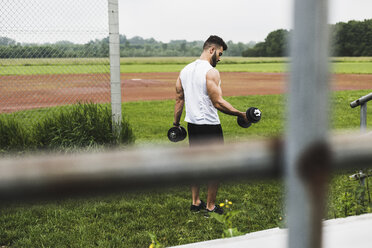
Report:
350,93,372,108
0,134,371,203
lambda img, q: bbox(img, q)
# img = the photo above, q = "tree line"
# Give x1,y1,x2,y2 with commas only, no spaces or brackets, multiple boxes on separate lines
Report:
242,19,372,57
0,35,255,58
0,19,371,58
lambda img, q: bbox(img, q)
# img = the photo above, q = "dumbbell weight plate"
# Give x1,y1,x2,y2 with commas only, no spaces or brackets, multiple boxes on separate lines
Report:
168,127,181,142
247,107,261,123
237,116,252,128
167,126,187,142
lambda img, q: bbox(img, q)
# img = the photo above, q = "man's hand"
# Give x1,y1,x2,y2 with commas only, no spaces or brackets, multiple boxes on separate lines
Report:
239,111,249,123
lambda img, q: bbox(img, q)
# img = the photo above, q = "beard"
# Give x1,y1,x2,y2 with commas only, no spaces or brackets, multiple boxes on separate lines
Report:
211,51,218,67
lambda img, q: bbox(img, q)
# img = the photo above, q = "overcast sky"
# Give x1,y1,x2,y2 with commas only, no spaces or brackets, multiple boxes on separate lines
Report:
1,0,372,44
119,0,372,43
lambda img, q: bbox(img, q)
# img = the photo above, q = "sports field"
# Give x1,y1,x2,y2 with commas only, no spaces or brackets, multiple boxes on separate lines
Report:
1,57,372,112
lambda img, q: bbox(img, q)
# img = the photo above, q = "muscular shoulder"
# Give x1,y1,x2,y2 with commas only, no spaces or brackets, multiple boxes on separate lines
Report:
206,68,220,83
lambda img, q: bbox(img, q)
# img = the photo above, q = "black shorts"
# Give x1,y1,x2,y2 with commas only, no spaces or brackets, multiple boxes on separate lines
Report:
187,123,224,146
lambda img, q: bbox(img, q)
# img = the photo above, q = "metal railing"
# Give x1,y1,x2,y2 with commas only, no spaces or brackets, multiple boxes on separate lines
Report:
350,93,372,132
1,0,371,248
0,134,371,202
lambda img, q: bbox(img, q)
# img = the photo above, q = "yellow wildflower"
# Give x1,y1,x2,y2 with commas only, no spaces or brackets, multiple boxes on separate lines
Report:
219,203,225,207
228,201,232,205
149,244,155,248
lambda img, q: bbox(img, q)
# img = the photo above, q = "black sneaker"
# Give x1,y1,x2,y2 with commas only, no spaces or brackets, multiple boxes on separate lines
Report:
204,205,224,217
190,200,206,212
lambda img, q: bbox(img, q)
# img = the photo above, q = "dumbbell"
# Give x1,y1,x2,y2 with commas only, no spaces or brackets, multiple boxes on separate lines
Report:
167,126,187,142
237,107,262,128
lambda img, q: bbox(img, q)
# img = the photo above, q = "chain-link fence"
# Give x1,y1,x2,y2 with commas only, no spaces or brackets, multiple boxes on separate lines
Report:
0,0,111,123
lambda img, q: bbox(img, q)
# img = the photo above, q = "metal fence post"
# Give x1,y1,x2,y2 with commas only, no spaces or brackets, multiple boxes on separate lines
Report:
108,0,122,137
286,0,330,247
360,103,367,132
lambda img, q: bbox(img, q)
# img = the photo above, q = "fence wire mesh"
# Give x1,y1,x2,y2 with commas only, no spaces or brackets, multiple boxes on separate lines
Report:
0,0,111,122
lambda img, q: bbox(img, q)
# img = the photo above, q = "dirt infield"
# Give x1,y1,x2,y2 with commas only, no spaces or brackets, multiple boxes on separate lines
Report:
1,72,372,113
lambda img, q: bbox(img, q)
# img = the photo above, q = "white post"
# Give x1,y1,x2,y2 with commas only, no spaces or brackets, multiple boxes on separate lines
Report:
286,0,330,247
108,0,122,138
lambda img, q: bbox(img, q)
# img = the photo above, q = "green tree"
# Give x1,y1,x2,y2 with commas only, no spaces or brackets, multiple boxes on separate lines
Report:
264,29,289,57
242,42,267,57
331,19,372,56
0,36,16,45
242,29,289,57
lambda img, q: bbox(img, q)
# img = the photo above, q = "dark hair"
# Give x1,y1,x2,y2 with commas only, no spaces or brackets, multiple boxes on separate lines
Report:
203,35,228,51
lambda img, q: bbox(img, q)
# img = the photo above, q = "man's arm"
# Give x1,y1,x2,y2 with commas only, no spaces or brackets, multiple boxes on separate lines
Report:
206,69,248,121
173,76,184,126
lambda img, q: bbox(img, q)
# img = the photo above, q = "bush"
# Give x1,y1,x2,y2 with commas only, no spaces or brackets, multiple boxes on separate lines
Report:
0,103,135,152
0,116,34,152
34,103,135,150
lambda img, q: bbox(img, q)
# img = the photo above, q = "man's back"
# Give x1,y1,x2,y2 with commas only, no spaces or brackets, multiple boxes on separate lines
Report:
180,59,220,125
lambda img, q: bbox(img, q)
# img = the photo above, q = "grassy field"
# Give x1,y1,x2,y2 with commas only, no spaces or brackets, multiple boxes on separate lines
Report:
0,57,286,66
1,57,372,75
1,90,372,248
332,62,372,74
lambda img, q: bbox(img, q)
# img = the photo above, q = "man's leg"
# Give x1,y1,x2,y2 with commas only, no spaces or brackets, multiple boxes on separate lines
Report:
206,125,223,210
190,184,206,212
206,181,219,210
188,123,203,207
191,184,201,206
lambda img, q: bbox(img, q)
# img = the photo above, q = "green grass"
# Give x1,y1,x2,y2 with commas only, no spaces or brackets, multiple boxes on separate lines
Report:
0,64,110,75
0,63,284,75
0,57,286,66
332,62,372,74
123,94,284,145
1,90,372,247
124,90,372,144
1,56,370,66
1,57,372,75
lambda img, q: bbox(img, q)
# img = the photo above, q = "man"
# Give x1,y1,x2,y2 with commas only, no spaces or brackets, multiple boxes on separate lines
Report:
173,35,248,215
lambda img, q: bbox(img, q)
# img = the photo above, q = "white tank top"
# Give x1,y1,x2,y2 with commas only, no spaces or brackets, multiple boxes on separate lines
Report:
180,59,220,125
